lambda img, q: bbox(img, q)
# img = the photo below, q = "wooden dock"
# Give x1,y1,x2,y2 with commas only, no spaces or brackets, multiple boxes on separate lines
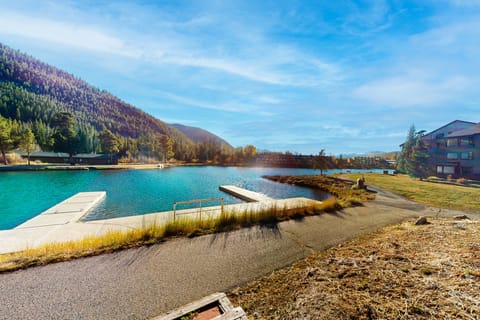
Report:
219,185,273,202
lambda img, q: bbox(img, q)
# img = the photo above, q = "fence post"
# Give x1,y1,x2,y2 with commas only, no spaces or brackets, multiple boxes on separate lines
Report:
172,198,224,222
173,202,177,222
199,201,202,221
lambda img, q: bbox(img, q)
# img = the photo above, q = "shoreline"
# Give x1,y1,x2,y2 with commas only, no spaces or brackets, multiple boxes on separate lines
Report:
0,163,175,172
0,163,393,172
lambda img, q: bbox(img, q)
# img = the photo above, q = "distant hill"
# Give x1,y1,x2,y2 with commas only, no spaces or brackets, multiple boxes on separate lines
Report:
339,151,399,160
0,43,233,160
170,124,233,150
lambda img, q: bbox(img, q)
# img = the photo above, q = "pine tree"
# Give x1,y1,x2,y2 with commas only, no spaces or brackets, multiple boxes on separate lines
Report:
410,134,431,178
99,129,119,162
0,115,13,164
19,128,36,165
51,112,79,162
397,125,416,174
397,125,431,178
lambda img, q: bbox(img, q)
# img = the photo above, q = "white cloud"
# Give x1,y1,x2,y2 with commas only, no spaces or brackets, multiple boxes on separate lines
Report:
159,118,198,125
152,91,243,113
449,0,480,7
0,4,345,89
409,19,480,52
161,56,286,85
0,11,140,57
353,75,470,108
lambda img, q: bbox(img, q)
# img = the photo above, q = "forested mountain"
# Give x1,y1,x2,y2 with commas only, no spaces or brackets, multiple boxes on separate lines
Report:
170,124,233,149
0,42,230,161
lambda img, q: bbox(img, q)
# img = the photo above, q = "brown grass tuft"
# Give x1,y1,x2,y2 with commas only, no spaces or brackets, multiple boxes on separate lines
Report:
229,217,480,319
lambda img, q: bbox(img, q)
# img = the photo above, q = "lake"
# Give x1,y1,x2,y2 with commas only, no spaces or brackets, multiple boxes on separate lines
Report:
0,166,385,230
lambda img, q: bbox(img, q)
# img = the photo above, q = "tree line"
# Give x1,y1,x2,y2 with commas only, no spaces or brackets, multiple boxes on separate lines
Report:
0,111,263,165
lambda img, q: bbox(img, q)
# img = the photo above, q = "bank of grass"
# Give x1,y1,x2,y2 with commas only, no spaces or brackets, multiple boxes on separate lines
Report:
342,173,480,213
263,175,376,206
229,217,480,319
0,199,341,273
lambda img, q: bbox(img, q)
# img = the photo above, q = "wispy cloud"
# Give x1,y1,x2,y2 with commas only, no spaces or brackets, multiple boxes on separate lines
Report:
150,91,243,113
353,75,471,107
0,11,140,57
341,0,393,35
0,3,344,88
448,0,480,7
1,1,479,154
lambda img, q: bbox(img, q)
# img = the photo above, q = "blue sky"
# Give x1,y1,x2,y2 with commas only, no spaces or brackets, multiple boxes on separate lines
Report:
1,0,479,155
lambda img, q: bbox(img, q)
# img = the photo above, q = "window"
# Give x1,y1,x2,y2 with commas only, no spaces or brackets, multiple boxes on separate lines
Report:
444,166,455,174
460,137,474,147
462,167,473,175
447,152,458,160
435,133,444,139
446,138,458,147
461,152,473,160
437,165,456,174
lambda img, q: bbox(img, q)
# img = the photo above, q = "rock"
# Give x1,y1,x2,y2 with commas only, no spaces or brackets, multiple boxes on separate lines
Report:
415,216,430,225
454,215,469,220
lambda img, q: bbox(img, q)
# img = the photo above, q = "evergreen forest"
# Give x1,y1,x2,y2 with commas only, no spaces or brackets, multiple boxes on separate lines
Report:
0,43,244,163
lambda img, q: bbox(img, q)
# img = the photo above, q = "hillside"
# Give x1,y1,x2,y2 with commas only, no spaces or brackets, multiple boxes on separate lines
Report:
170,123,233,150
0,43,230,161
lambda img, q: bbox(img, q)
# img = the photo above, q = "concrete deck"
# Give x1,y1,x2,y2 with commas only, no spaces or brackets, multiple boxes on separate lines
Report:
0,189,320,254
219,185,272,202
15,192,106,229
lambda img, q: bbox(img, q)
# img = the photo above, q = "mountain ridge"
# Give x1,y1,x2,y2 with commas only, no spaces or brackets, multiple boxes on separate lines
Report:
0,42,232,160
170,123,233,150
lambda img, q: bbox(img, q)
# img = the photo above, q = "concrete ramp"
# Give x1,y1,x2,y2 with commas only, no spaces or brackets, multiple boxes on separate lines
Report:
219,185,272,202
15,192,106,229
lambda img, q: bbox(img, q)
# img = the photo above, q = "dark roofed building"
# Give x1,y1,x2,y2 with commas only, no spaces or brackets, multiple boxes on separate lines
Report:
422,120,480,179
445,123,480,138
21,152,118,165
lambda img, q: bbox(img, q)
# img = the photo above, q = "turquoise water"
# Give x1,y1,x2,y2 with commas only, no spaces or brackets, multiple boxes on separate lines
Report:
0,167,384,230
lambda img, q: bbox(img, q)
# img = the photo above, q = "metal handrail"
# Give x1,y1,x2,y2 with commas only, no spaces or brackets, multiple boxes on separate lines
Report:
173,197,224,222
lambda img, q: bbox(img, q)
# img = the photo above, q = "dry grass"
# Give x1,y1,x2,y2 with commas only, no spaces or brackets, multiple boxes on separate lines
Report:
0,199,342,273
263,175,376,207
0,176,363,272
0,222,166,273
341,173,480,213
229,217,480,319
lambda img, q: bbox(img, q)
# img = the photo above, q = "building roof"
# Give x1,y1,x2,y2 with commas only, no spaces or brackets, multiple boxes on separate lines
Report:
446,123,480,138
423,120,476,137
23,152,69,157
19,152,112,158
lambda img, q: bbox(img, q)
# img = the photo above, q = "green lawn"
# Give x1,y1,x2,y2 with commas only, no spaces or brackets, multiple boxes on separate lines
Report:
342,173,480,213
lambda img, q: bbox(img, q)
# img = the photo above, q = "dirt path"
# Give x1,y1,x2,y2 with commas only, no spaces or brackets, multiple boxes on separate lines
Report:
0,187,466,320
